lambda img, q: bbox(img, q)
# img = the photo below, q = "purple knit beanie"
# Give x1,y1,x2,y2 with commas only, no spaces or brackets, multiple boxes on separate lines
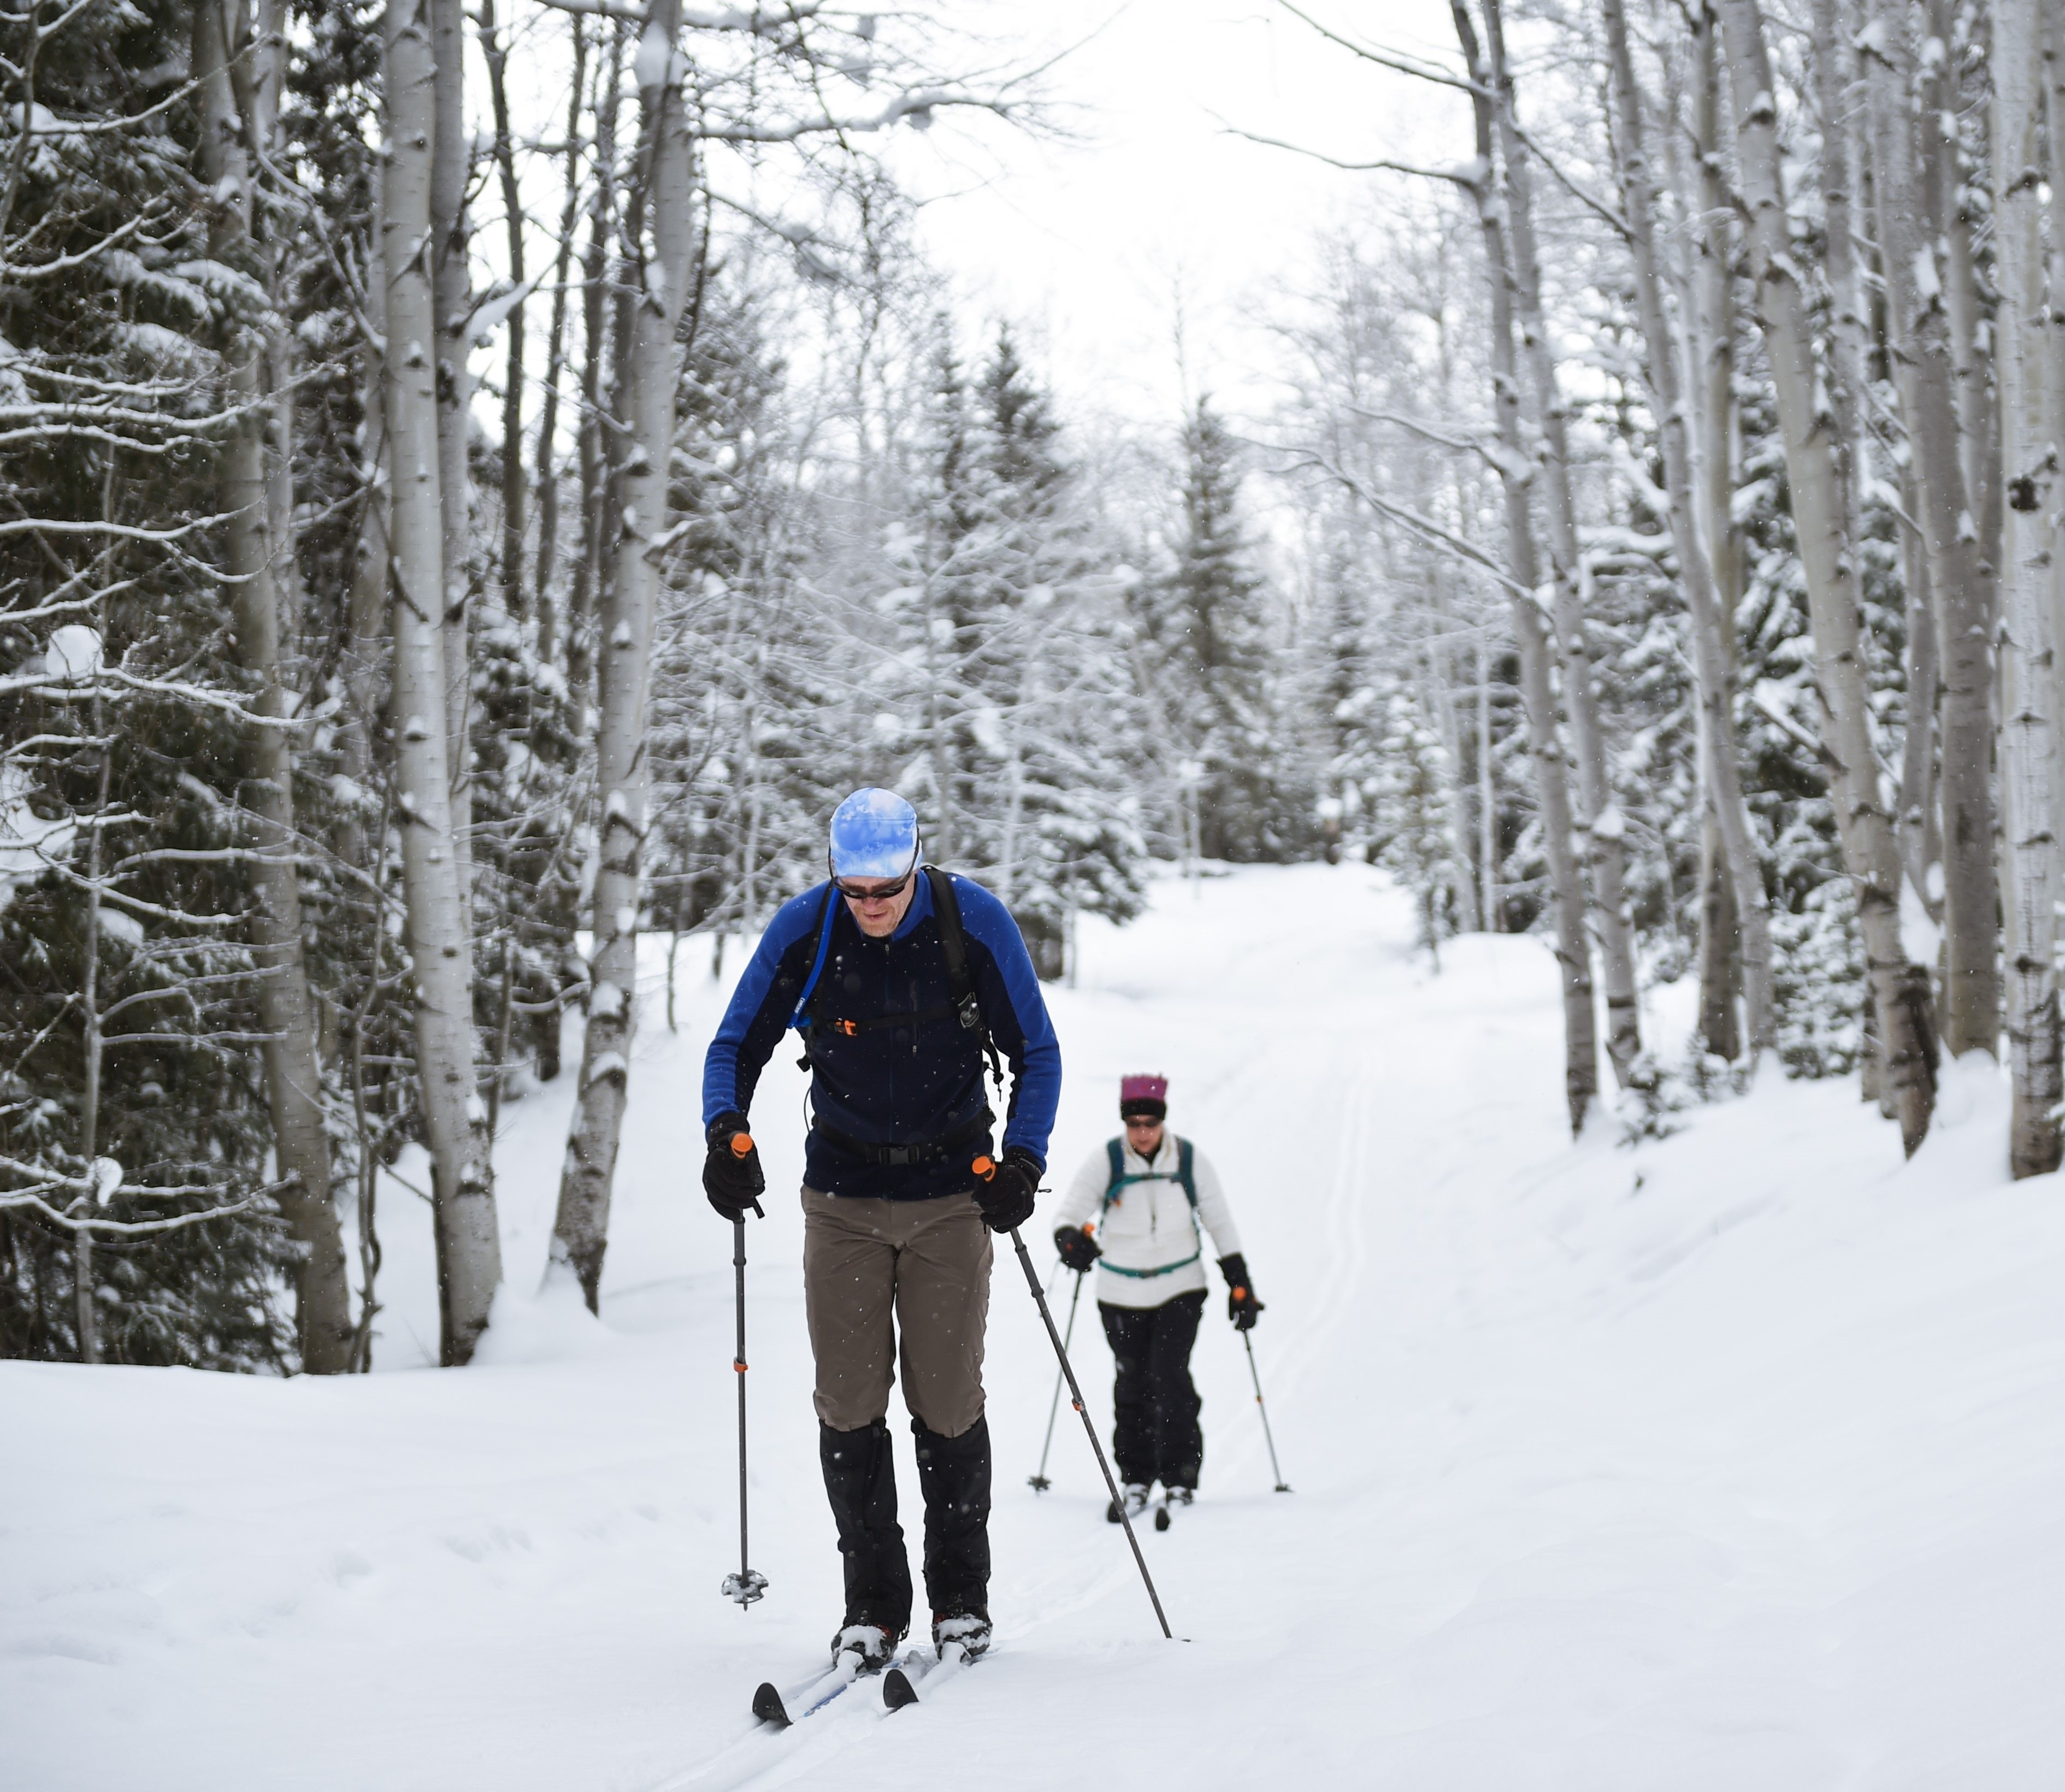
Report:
1119,1074,1168,1121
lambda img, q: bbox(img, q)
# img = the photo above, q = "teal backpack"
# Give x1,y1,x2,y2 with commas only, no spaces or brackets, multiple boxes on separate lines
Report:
1098,1136,1200,1280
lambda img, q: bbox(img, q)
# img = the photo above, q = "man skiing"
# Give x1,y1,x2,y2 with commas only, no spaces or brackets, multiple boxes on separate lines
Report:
1050,1075,1260,1530
701,788,1060,1676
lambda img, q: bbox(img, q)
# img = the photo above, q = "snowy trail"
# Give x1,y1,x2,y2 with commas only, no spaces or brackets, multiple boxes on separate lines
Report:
7,864,2065,1789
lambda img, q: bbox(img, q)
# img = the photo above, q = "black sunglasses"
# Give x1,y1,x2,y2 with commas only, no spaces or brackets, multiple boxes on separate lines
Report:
835,869,916,902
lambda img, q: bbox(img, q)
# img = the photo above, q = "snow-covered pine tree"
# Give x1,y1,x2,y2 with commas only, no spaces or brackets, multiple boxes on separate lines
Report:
1367,687,1463,963
1146,397,1293,862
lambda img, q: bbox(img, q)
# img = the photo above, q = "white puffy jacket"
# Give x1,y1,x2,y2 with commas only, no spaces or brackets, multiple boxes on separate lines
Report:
1051,1133,1242,1310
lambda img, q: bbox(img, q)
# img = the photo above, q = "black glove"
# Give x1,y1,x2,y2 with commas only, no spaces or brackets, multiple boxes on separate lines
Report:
972,1147,1041,1233
704,1111,765,1221
1220,1253,1263,1331
1054,1224,1101,1274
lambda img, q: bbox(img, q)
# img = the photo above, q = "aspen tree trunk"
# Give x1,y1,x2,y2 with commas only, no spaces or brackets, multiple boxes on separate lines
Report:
430,0,474,919
1452,0,1597,1131
549,0,695,1308
2042,13,2065,882
337,165,388,880
74,736,109,1363
193,0,353,1369
1477,624,1498,929
1897,469,1945,901
1716,0,1939,1148
480,0,527,620
1812,0,1938,944
532,20,588,667
1863,0,2001,1057
1690,0,1742,1059
1925,0,1998,575
1992,0,2062,1176
1602,0,1777,1058
382,0,502,1363
1426,557,1483,932
569,27,623,728
1480,0,1642,1081
234,0,308,646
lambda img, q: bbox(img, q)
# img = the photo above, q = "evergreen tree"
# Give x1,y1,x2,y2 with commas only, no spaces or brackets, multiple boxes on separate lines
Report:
1148,398,1301,860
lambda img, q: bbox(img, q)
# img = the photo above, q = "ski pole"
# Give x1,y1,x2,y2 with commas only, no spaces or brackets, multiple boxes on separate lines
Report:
1241,1330,1291,1493
1001,1221,1172,1639
1028,1266,1084,1492
721,1169,769,1608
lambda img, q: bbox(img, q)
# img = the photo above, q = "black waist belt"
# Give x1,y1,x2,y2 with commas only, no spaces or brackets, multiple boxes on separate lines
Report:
812,1108,994,1168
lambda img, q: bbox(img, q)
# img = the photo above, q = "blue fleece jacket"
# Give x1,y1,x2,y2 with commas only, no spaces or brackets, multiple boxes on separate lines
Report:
702,871,1061,1199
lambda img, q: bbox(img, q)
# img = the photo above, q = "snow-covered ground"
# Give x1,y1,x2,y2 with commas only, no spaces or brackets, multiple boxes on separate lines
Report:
7,863,2063,1789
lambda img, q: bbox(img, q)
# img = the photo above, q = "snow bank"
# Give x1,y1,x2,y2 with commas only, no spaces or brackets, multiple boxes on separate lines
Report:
4,864,2062,1790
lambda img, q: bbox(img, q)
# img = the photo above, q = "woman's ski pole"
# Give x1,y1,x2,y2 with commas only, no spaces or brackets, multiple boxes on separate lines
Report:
721,1184,770,1608
1006,1224,1172,1638
1028,1266,1085,1492
1241,1331,1291,1493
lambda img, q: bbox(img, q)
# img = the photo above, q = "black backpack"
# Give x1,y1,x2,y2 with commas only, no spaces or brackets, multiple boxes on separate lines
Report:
789,866,1003,1086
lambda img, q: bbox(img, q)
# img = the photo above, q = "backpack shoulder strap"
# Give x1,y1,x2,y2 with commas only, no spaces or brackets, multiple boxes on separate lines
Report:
788,882,841,1031
1106,1137,1125,1192
1177,1137,1198,1210
925,865,1004,1084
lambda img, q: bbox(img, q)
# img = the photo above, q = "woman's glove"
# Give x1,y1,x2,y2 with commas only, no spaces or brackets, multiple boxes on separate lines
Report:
1219,1253,1264,1331
1053,1224,1101,1273
971,1147,1041,1233
703,1112,765,1220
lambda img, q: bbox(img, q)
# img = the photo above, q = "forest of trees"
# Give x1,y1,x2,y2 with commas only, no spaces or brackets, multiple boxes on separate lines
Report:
1,0,2059,1373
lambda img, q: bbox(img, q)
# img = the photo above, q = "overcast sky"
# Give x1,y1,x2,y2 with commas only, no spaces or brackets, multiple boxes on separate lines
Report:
898,0,1461,428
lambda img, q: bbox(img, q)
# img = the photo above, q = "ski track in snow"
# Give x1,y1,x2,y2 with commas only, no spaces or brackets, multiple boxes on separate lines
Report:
6,863,2065,1790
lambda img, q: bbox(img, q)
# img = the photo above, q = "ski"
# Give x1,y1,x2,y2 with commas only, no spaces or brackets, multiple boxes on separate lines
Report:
750,1655,874,1729
881,1640,981,1712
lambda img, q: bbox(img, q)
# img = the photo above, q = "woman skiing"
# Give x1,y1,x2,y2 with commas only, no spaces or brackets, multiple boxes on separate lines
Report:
1050,1075,1261,1529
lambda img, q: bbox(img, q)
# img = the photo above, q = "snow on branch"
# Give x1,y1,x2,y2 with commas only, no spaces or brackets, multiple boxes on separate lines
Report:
0,1180,266,1237
699,87,1004,144
534,0,827,26
1277,444,1537,602
1220,120,1488,188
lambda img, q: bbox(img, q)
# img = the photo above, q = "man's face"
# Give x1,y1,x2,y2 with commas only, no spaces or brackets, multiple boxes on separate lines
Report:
1124,1113,1165,1157
839,870,918,939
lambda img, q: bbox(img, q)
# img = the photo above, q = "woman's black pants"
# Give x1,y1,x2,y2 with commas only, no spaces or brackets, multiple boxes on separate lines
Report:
1098,1288,1207,1489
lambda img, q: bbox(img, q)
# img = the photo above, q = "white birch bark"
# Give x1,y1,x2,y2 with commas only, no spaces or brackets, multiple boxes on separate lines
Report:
194,0,353,1368
479,0,528,621
1481,0,1643,1082
1477,626,1497,930
1715,0,1940,1150
430,0,474,924
1425,550,1483,933
1924,0,1997,573
337,163,388,880
2042,9,2065,885
549,0,696,1308
1863,0,2002,1057
1602,0,1778,1059
1689,1,1742,1060
382,0,501,1363
1450,0,1597,1130
1992,0,2062,1176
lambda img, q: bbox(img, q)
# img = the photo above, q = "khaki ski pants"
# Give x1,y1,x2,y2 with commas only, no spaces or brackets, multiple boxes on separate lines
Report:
801,1184,992,1437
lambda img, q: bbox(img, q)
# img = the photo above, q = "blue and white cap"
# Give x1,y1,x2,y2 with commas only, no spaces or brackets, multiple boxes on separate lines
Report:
828,788,922,880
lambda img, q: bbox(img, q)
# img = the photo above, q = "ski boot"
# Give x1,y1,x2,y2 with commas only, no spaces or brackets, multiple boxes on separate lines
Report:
829,1620,900,1676
1154,1486,1194,1531
1106,1482,1152,1524
933,1607,992,1664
